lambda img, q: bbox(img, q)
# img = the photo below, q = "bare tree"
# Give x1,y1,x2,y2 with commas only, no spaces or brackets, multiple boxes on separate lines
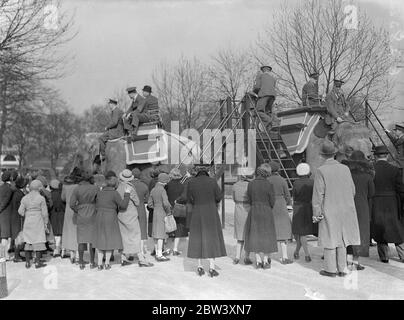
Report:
255,0,394,112
0,0,75,156
152,56,215,132
208,45,256,102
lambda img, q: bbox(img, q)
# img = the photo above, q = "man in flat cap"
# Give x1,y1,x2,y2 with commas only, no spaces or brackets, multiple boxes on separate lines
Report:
324,79,349,137
123,87,145,134
253,65,277,132
302,72,320,107
128,85,160,138
98,99,125,159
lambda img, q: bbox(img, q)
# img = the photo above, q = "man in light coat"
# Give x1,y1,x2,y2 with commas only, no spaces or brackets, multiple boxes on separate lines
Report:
324,79,349,136
98,99,125,159
123,87,145,134
253,65,277,131
312,140,360,277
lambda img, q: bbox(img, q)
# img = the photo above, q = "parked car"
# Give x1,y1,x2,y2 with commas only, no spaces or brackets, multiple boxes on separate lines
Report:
0,154,20,171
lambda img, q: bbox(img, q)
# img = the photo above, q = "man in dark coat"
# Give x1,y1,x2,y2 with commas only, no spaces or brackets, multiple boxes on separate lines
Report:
123,87,145,133
324,79,349,136
253,66,277,131
0,171,14,260
371,145,404,263
127,85,160,138
302,72,320,107
99,99,125,158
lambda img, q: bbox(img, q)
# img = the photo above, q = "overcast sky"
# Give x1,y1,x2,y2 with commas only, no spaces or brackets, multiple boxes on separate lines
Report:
52,0,404,121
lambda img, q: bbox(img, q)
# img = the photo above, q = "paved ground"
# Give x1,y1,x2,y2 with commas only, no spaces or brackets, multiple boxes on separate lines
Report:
3,199,404,300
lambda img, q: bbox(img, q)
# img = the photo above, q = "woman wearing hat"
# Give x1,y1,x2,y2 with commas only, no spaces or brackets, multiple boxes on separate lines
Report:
232,167,254,265
165,168,188,256
94,171,130,270
61,168,81,263
148,173,172,261
117,169,153,267
342,150,375,270
292,163,315,262
10,176,28,262
18,180,48,269
186,164,226,277
244,164,277,269
131,168,150,255
267,161,293,264
69,171,99,270
49,179,65,258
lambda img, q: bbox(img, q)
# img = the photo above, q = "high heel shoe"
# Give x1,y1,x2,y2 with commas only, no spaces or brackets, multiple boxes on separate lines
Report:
197,267,205,276
262,262,271,269
79,264,85,270
233,258,240,265
281,258,293,265
208,269,219,277
90,263,97,269
25,261,31,269
293,252,299,259
255,262,263,269
105,264,111,270
97,265,104,271
305,256,312,262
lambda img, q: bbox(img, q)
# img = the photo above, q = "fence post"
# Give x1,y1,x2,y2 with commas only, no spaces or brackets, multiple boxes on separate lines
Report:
0,245,8,299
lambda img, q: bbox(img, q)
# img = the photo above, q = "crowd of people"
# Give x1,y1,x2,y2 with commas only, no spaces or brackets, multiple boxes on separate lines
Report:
232,141,404,276
0,139,403,278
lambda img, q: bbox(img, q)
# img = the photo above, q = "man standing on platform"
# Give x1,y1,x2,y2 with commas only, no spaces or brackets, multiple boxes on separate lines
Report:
324,79,349,136
124,87,145,135
302,72,320,107
312,140,360,277
371,145,404,263
98,99,124,160
253,65,277,132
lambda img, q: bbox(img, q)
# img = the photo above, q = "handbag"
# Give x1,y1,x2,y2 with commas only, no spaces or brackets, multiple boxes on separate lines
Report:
164,214,177,233
173,201,186,218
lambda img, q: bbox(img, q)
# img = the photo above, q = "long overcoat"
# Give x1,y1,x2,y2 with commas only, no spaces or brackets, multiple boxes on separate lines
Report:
186,173,226,259
292,177,317,236
49,188,65,236
0,182,13,238
61,183,79,251
343,159,375,257
312,159,360,248
267,174,292,241
10,188,25,240
148,182,171,240
244,176,278,254
371,160,404,244
232,179,251,241
70,181,99,244
131,178,149,240
18,191,48,245
94,187,130,250
117,181,141,254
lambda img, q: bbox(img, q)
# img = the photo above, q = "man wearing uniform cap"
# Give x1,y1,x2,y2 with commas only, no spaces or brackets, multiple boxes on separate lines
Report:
123,87,145,134
302,72,320,107
324,79,349,137
98,98,125,159
253,65,277,132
